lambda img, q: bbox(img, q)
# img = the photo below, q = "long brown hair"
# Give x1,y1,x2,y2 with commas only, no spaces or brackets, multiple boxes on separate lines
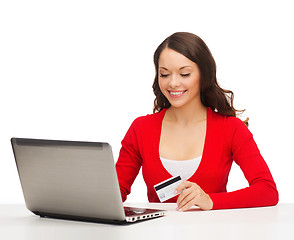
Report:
152,32,249,126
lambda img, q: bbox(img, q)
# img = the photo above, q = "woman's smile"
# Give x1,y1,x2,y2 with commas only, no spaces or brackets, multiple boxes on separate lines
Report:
168,90,187,98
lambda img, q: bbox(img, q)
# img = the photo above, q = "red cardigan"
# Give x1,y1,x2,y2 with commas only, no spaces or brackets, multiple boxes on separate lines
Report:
115,107,279,210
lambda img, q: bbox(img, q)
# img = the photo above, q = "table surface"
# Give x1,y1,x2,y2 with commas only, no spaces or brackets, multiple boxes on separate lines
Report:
0,203,293,240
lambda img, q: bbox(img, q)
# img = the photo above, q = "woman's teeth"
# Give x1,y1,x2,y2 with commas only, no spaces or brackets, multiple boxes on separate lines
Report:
169,91,185,96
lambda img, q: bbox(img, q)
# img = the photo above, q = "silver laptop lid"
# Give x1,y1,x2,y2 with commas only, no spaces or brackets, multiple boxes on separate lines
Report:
11,138,126,222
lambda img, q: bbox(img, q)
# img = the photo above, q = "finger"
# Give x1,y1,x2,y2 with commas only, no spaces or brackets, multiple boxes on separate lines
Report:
177,190,195,210
176,187,192,205
176,181,200,194
175,181,191,194
178,197,196,212
176,182,200,205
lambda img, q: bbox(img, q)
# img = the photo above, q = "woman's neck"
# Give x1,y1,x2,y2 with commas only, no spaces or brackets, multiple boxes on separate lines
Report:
166,100,207,126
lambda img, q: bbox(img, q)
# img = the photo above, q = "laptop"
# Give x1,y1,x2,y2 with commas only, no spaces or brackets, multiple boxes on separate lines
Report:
11,138,165,224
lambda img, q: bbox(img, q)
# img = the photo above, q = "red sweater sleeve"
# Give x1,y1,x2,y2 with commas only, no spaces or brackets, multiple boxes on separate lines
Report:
209,117,279,209
115,118,142,202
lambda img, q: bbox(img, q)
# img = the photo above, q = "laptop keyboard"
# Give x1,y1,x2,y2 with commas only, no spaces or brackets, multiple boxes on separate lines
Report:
124,208,146,216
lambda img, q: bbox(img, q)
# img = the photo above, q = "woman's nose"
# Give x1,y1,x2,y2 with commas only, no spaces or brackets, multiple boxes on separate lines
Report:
169,75,180,88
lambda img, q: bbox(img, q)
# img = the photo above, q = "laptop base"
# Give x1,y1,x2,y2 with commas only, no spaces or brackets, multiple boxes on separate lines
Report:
35,211,163,225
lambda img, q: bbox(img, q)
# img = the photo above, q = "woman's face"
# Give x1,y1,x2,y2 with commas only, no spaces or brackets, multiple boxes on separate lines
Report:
158,48,201,109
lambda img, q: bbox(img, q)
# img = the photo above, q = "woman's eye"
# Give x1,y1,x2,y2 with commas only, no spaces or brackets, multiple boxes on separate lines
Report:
160,74,170,78
181,73,190,77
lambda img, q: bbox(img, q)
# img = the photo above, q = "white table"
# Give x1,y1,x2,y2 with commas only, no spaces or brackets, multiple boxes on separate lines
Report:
0,203,293,240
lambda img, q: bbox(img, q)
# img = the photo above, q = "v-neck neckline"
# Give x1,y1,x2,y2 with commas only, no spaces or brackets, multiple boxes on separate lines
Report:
155,107,211,180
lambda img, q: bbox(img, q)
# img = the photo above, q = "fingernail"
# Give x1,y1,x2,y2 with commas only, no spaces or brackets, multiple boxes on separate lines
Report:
178,208,183,212
174,190,177,194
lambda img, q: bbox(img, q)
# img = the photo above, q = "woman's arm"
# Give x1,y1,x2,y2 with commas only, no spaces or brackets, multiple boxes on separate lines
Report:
115,119,142,202
209,118,279,210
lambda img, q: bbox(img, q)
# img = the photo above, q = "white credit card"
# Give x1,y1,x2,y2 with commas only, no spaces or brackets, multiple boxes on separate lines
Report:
154,175,182,202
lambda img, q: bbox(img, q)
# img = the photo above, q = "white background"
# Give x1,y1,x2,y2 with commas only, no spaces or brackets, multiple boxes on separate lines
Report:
1,0,293,204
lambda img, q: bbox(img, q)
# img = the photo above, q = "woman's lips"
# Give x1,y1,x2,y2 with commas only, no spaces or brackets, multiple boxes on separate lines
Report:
168,90,187,98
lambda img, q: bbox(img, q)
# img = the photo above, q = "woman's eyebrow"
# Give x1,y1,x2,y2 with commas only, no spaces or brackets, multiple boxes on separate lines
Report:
179,66,193,70
159,66,193,70
159,67,169,70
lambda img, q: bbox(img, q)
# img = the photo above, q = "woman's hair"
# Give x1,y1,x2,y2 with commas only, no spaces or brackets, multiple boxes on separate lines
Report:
152,32,249,127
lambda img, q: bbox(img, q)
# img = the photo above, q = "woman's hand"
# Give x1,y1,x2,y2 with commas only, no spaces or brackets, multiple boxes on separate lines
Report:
175,181,213,211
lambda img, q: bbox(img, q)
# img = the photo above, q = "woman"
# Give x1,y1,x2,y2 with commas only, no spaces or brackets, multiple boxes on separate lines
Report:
116,32,278,211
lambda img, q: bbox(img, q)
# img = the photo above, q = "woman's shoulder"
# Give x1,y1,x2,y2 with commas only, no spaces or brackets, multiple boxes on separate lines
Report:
209,108,250,137
130,109,166,129
209,108,247,127
209,108,253,149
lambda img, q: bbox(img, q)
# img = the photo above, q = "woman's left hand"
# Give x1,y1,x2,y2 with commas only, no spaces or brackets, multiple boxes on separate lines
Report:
175,181,213,211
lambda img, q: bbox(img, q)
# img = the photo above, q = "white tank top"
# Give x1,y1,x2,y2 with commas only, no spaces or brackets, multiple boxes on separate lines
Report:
160,155,202,181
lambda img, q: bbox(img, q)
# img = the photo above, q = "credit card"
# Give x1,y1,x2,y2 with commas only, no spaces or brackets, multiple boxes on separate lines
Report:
154,175,182,202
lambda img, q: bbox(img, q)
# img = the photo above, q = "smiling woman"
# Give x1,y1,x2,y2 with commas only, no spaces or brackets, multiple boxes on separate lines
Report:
152,32,248,126
115,32,278,211
157,48,201,110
